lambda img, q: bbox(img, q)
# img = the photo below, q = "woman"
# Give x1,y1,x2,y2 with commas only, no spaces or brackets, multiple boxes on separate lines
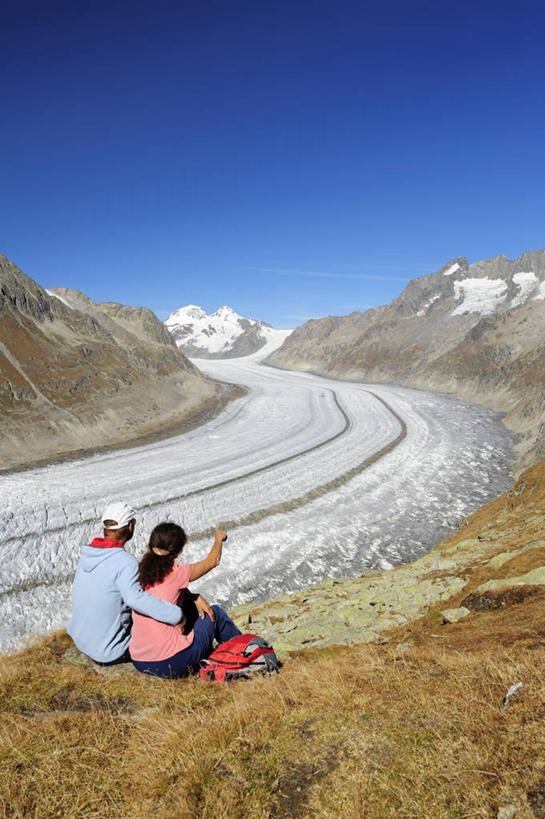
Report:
129,521,241,678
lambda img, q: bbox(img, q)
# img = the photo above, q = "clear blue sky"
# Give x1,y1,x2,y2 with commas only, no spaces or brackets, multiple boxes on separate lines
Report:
1,0,544,328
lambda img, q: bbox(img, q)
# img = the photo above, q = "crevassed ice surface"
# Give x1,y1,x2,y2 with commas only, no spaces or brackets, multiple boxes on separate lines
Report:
451,277,509,316
0,343,513,654
511,271,538,308
535,280,545,300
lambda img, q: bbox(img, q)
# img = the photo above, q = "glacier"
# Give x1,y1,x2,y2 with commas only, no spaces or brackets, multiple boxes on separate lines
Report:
0,341,512,655
451,277,509,316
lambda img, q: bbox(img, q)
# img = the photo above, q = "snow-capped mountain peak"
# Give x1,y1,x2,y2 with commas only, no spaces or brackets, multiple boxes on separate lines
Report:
167,304,207,322
213,304,238,318
165,304,290,359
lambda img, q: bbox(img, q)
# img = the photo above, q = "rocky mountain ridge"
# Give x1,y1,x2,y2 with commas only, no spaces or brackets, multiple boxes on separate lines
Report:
165,303,289,358
0,255,229,471
268,248,545,471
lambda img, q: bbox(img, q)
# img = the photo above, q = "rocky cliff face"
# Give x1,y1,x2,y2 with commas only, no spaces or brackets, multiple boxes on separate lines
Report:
268,249,545,470
0,255,227,471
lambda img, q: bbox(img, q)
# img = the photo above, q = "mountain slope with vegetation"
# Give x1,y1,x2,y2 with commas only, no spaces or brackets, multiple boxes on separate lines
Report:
3,455,545,817
0,255,235,471
268,249,545,471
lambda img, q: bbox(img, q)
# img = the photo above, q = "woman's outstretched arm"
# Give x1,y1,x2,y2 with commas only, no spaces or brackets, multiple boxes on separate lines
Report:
189,525,227,581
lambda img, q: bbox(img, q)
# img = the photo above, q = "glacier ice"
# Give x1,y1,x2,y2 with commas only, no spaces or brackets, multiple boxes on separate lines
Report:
0,350,513,654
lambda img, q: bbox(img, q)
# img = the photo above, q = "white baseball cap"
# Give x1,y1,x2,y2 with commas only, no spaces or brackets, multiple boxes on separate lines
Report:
101,501,137,529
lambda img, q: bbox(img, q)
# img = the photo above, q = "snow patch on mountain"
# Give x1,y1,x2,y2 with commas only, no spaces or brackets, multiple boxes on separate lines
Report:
443,262,460,276
451,278,508,316
510,272,538,308
46,289,73,309
415,294,441,316
534,281,545,301
165,304,291,359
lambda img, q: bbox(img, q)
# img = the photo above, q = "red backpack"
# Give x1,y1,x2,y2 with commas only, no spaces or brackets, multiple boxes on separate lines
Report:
199,634,279,683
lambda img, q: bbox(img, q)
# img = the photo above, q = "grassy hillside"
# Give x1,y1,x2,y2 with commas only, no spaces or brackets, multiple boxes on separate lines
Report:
3,458,545,817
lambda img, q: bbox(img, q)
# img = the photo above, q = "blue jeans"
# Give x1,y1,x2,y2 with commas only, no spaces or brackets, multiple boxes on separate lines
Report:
131,605,241,679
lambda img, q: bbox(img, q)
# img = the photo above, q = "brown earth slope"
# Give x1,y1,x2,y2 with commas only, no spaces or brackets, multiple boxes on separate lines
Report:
0,255,231,471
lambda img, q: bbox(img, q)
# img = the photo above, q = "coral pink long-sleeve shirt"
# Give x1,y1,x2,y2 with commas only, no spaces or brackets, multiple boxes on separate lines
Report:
129,564,194,662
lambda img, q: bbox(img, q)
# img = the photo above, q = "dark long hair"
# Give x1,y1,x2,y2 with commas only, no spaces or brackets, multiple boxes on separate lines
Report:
138,522,187,589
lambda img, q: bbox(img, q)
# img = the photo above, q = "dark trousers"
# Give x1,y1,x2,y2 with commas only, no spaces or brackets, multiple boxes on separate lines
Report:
95,648,131,666
131,605,241,679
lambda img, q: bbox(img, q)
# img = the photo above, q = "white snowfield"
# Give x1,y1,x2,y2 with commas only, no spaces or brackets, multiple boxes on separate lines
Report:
0,341,512,655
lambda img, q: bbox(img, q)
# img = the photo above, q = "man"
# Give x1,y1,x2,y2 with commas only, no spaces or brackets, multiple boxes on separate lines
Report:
67,501,213,665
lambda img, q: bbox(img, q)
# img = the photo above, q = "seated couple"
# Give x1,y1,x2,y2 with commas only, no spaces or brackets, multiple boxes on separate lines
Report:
68,501,241,678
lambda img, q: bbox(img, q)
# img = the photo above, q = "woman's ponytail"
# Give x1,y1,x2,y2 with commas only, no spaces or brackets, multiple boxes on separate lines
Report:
138,522,187,588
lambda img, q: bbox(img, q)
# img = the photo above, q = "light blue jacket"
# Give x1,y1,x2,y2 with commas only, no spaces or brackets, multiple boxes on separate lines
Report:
67,544,182,663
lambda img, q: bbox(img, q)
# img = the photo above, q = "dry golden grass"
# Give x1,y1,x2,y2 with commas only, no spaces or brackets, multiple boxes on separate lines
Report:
2,621,545,818
3,458,545,818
